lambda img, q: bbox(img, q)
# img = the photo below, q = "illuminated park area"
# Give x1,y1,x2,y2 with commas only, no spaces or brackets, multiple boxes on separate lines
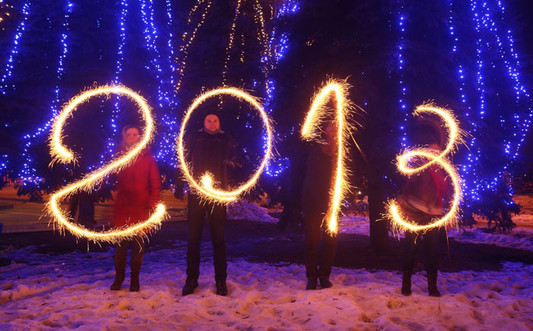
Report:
1,0,532,329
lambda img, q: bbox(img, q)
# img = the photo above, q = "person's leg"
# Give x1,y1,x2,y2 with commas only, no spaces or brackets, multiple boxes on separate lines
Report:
424,228,441,297
111,239,129,290
209,202,227,295
318,226,338,288
304,209,321,290
183,194,204,295
402,231,420,295
130,237,145,292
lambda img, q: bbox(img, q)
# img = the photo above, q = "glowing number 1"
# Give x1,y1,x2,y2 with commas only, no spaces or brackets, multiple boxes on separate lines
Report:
47,85,166,244
301,80,355,235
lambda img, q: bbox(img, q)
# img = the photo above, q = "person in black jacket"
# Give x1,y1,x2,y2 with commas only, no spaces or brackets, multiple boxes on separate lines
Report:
182,113,235,297
301,121,338,290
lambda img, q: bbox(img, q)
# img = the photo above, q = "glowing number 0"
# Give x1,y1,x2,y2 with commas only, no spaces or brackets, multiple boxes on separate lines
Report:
301,80,354,235
177,87,273,203
388,104,463,233
48,85,166,243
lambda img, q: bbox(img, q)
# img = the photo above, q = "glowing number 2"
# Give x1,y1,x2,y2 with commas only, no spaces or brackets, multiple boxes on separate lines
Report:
388,104,463,233
301,80,354,235
48,85,166,243
177,87,273,204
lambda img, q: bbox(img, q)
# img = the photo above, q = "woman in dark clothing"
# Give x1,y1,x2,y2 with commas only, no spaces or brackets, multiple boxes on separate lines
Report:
398,121,451,297
110,125,161,292
301,122,338,290
182,113,235,297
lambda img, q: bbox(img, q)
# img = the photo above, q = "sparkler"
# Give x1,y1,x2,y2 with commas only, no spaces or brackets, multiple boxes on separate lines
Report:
301,79,356,235
388,104,463,233
48,85,166,243
177,87,273,203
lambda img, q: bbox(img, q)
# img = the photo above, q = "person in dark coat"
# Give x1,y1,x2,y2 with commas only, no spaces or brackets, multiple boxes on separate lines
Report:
398,120,451,297
110,125,161,292
182,113,235,296
301,121,338,290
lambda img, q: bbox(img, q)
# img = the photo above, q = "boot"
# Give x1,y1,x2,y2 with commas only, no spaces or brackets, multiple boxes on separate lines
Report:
319,277,333,289
110,251,127,291
215,280,228,296
130,252,143,292
427,271,441,297
306,278,317,290
182,277,198,296
401,271,412,296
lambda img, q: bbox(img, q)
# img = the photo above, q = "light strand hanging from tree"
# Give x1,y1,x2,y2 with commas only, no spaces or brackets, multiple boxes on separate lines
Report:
396,1,409,148
446,0,533,204
103,0,129,164
19,0,73,185
0,1,31,95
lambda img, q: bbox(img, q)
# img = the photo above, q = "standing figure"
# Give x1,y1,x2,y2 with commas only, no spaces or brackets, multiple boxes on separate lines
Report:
301,121,338,290
110,125,161,292
182,113,235,296
398,120,451,297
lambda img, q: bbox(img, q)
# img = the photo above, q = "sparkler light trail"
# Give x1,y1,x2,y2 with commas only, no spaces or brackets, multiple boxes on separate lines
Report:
387,104,463,233
301,79,356,235
177,87,273,203
48,85,166,243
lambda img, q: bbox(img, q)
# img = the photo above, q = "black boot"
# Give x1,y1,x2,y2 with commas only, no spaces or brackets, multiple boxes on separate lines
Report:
427,271,441,297
130,271,140,292
306,278,317,290
182,277,198,296
130,251,143,292
401,271,412,296
110,251,127,291
319,277,333,289
215,280,228,296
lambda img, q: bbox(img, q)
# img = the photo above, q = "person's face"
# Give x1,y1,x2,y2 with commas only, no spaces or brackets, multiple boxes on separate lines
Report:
204,114,220,133
324,122,338,145
124,127,141,147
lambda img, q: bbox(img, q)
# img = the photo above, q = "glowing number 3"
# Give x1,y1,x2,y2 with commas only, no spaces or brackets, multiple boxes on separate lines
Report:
48,85,166,243
177,87,273,203
388,104,463,233
301,80,354,235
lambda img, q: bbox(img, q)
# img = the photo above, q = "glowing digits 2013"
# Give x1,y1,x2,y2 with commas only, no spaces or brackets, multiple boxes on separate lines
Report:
301,79,356,235
177,87,273,203
387,104,463,233
48,85,166,244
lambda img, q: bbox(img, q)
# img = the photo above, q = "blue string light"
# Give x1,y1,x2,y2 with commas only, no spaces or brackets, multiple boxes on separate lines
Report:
1,1,31,95
19,0,73,186
396,1,408,148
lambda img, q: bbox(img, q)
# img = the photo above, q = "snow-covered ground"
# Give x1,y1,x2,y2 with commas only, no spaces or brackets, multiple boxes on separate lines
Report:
1,202,533,329
1,244,532,330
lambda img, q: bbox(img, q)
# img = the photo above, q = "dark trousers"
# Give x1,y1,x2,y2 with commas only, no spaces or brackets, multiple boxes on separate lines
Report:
304,209,338,280
403,228,440,274
186,194,227,281
115,237,145,273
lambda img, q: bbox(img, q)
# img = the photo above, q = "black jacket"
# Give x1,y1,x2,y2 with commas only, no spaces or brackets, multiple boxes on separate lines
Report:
186,128,235,190
301,143,334,214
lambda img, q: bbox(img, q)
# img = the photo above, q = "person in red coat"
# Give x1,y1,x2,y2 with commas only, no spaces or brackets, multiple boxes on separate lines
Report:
110,125,161,292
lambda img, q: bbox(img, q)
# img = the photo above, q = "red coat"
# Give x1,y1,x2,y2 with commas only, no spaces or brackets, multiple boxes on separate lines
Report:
113,148,161,227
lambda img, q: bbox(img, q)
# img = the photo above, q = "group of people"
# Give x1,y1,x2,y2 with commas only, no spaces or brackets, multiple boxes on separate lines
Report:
108,112,451,297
